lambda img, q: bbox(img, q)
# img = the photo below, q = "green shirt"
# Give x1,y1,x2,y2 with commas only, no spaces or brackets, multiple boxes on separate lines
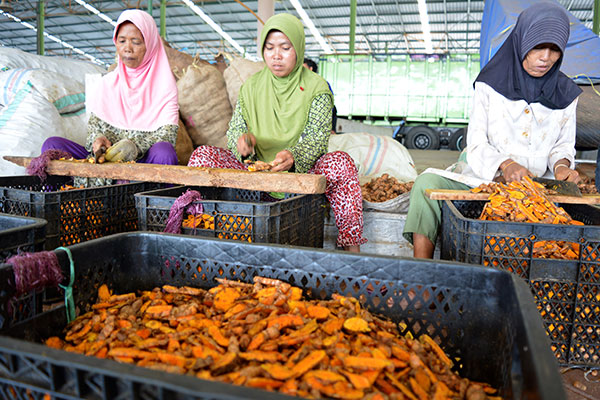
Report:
226,94,332,174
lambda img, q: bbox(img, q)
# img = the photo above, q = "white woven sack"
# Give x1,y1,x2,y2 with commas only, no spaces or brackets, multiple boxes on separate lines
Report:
329,132,417,182
363,192,411,213
0,68,85,114
223,58,265,108
0,47,105,84
0,82,65,176
61,111,89,145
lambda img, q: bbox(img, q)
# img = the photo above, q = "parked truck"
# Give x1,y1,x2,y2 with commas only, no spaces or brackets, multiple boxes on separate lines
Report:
319,53,480,150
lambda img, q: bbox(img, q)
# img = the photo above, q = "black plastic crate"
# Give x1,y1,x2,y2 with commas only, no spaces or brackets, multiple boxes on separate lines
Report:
0,213,47,327
0,232,564,399
135,185,325,247
441,200,600,367
0,175,160,250
0,212,46,261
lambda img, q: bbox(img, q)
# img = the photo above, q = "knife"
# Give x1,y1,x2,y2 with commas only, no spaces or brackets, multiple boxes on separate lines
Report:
532,177,582,197
242,134,256,162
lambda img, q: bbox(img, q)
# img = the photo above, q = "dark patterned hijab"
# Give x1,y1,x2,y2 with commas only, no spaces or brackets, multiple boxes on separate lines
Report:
475,2,581,109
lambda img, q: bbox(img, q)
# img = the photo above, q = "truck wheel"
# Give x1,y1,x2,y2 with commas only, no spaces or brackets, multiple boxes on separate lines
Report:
449,128,466,151
405,126,440,150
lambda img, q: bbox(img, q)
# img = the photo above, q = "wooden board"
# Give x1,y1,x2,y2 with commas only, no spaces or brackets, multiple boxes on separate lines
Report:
4,156,326,195
426,188,600,204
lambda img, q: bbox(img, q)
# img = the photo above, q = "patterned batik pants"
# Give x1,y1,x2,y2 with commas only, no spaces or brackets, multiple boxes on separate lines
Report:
188,146,367,248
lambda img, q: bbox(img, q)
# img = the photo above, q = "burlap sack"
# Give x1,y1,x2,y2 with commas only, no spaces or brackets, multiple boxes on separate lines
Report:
177,63,231,148
213,53,228,74
223,58,265,108
176,119,194,165
161,39,213,80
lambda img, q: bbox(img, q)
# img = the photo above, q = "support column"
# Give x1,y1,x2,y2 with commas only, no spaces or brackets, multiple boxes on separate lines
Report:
349,0,356,54
594,0,600,35
257,0,274,55
160,0,166,38
147,0,153,16
37,0,45,55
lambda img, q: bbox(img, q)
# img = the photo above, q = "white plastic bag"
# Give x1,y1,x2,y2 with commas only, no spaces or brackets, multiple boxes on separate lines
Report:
363,192,411,213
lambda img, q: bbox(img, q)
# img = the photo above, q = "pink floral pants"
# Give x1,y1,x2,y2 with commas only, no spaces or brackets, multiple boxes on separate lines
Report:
188,146,366,247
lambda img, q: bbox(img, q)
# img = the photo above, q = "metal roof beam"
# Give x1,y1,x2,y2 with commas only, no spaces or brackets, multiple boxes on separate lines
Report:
38,12,476,34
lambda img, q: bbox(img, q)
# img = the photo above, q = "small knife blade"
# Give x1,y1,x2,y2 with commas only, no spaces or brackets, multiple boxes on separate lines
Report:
242,135,256,162
532,177,582,197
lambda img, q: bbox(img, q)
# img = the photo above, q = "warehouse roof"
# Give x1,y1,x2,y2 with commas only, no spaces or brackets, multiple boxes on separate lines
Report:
0,0,596,67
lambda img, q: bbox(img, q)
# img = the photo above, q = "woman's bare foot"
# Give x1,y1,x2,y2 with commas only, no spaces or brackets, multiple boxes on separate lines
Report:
343,245,360,253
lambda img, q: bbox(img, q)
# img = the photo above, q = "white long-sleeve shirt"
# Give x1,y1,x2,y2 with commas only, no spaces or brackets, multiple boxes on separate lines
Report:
462,81,578,181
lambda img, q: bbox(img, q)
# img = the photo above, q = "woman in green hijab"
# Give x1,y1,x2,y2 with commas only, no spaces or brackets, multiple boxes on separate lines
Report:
188,13,366,252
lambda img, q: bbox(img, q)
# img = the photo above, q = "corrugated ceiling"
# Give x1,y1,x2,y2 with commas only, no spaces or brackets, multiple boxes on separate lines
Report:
0,0,595,66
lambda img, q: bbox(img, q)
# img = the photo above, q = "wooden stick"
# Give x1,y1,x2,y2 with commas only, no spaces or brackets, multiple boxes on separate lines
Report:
426,188,600,204
4,156,326,195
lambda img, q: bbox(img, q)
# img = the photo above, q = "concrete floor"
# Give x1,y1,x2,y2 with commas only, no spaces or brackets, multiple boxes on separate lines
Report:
562,368,600,400
407,149,460,173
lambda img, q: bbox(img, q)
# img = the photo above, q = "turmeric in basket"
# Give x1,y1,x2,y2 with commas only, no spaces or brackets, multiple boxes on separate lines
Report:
47,278,501,399
472,176,583,260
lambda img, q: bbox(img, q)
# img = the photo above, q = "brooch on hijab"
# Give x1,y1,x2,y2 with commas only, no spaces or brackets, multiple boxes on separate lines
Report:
299,86,304,91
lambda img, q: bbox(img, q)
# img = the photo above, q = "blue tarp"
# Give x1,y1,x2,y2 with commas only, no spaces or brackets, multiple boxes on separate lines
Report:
480,0,600,83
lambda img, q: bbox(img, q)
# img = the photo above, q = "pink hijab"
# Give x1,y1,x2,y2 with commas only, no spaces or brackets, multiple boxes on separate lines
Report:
87,10,179,131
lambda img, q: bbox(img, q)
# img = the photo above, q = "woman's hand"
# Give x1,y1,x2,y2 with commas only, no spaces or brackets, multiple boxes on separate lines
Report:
499,159,532,182
554,163,580,183
237,133,256,157
270,150,294,172
92,136,112,154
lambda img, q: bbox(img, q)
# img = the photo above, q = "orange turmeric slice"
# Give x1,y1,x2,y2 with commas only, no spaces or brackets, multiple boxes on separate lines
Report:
343,317,371,333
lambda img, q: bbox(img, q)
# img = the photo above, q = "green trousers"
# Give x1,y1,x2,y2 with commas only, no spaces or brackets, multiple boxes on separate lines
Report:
403,173,469,245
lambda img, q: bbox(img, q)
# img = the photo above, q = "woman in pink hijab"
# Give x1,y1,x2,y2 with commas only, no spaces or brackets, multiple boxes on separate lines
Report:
42,9,179,178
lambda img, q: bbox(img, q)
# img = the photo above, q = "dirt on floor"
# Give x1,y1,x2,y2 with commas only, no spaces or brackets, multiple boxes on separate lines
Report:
562,368,600,400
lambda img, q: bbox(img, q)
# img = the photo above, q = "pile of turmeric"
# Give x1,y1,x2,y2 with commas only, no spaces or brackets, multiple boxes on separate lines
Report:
244,160,274,172
182,213,215,230
362,174,413,203
46,277,500,400
471,176,583,260
181,214,252,242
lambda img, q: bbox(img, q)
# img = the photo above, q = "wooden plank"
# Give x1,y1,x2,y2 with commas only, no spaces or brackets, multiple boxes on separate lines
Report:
426,189,600,204
4,156,326,194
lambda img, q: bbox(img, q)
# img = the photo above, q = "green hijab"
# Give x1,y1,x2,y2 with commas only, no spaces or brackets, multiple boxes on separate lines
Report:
239,13,332,163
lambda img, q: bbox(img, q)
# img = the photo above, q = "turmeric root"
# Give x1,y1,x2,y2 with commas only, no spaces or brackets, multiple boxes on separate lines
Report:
46,279,502,399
